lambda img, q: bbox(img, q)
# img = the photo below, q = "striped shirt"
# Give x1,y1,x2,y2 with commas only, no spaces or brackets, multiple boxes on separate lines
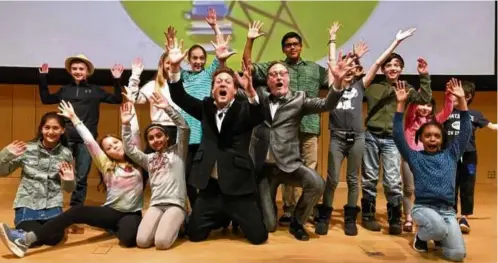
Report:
252,58,328,135
180,58,220,144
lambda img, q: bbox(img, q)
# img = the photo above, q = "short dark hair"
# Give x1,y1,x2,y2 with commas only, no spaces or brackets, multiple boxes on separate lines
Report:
381,53,405,69
461,80,476,105
211,67,236,88
187,44,207,61
281,32,302,49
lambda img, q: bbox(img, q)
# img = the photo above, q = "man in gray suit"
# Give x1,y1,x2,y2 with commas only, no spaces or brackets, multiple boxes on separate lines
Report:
250,56,356,240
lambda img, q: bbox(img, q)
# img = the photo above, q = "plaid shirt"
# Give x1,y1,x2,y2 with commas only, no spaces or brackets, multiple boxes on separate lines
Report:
252,58,328,135
0,140,74,210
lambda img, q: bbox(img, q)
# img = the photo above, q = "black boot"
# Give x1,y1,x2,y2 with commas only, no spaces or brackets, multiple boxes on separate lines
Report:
289,218,310,241
314,205,333,235
343,205,360,236
361,198,381,231
387,203,402,235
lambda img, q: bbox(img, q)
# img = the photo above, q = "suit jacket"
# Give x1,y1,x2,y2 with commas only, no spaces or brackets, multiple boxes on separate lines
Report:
250,87,343,175
169,80,264,196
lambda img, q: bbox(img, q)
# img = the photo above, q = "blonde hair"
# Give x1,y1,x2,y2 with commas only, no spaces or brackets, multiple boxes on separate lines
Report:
154,51,169,93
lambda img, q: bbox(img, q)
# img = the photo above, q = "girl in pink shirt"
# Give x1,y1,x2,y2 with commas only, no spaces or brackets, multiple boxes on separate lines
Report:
401,87,453,232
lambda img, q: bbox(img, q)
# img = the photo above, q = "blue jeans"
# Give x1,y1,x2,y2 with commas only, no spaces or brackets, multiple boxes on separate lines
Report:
69,142,92,206
412,204,466,262
361,132,402,205
14,207,63,226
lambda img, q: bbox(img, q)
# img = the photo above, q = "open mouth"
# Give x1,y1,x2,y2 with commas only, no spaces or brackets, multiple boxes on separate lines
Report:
276,82,283,88
219,90,227,96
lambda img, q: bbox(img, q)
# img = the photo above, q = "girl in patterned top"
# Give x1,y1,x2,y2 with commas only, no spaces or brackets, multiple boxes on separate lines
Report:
0,101,144,258
121,92,189,250
0,112,74,248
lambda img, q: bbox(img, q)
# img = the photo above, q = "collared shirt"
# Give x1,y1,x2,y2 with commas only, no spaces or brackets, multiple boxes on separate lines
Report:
252,58,328,135
0,140,74,210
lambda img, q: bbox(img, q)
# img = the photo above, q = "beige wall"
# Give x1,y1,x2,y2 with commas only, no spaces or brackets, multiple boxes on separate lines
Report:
0,84,496,184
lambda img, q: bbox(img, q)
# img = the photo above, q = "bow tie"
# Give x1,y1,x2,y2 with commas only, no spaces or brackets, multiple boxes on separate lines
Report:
217,108,229,119
269,94,287,104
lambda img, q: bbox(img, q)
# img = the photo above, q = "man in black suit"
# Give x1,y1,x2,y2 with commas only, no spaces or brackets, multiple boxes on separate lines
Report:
167,37,267,245
250,56,356,241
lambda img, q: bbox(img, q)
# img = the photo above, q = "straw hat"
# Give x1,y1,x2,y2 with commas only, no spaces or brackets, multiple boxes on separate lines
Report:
64,54,95,76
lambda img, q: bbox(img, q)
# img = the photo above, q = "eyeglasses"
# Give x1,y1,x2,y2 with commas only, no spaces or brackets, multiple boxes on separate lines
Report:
284,42,301,48
268,71,288,78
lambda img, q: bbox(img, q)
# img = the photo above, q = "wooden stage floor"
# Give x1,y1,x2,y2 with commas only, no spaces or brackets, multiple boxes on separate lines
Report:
0,178,496,263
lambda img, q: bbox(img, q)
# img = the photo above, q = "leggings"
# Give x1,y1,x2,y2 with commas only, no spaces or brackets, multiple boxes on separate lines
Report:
17,220,65,247
136,205,185,249
33,205,142,248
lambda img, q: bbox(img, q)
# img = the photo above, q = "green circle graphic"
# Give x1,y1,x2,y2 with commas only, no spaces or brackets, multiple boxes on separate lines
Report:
121,1,378,69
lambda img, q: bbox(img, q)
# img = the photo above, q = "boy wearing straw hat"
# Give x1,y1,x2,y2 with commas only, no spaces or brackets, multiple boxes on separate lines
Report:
38,55,124,231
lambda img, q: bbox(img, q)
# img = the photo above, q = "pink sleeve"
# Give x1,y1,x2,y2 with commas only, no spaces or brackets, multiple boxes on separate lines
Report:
404,103,417,133
435,92,454,123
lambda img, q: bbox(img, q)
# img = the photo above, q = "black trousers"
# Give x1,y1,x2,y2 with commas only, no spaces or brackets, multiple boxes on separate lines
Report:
455,151,477,216
17,220,65,247
187,179,268,245
34,205,142,248
185,144,200,207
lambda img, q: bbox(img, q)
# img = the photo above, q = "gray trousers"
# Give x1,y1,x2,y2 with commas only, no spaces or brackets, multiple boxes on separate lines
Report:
259,164,324,232
323,131,364,208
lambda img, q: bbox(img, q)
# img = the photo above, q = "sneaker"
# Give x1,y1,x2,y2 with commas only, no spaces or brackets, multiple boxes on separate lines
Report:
412,234,428,253
459,218,470,234
0,223,28,258
278,212,292,226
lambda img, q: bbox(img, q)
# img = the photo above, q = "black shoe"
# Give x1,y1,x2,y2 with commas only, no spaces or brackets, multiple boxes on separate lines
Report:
289,219,309,241
387,203,402,235
344,205,360,236
413,234,428,252
361,198,381,232
459,217,470,234
278,212,292,226
314,205,332,235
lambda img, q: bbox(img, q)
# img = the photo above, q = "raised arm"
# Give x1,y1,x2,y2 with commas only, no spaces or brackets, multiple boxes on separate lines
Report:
407,58,432,104
58,101,112,173
38,64,61,104
243,21,269,83
393,81,415,160
149,92,190,161
445,79,471,159
121,102,149,170
0,141,26,176
167,36,204,120
100,64,124,104
435,85,454,123
327,22,340,87
362,28,416,88
123,57,147,104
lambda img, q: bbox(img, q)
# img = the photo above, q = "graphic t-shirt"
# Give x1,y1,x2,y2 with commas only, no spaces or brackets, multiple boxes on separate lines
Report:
443,109,489,152
329,80,365,132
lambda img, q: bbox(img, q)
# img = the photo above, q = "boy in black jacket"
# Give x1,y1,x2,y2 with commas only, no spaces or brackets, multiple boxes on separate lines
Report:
38,55,123,217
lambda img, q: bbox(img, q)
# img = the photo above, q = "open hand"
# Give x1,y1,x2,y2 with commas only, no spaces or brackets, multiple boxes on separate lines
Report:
235,60,254,94
58,162,75,181
120,102,136,124
111,64,124,78
328,50,358,85
167,37,188,66
205,8,217,26
213,35,236,61
395,28,416,42
6,140,27,157
131,57,144,75
447,78,465,98
416,58,429,75
39,63,49,74
394,80,409,102
58,100,77,121
354,40,369,58
328,21,341,38
149,92,170,109
164,26,177,51
247,21,264,40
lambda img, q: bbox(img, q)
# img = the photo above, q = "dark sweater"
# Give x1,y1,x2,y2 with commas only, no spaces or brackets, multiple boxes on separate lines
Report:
393,110,471,207
39,74,122,142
